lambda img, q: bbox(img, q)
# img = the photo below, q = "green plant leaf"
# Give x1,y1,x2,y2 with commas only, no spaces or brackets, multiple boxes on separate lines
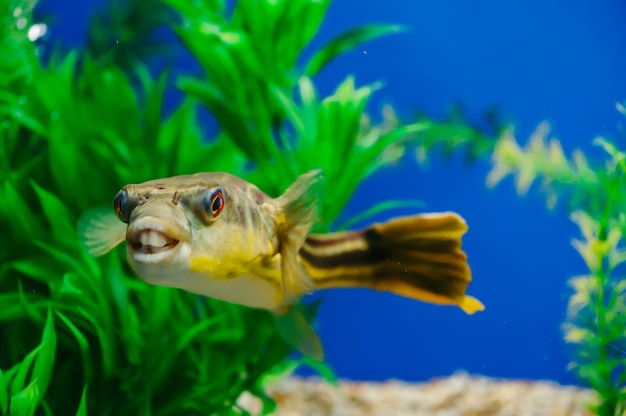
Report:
0,368,8,416
306,24,407,76
6,258,61,288
74,385,88,416
55,311,93,384
9,379,39,416
16,280,45,324
4,309,56,415
31,181,76,244
30,310,57,402
10,345,42,397
335,199,425,231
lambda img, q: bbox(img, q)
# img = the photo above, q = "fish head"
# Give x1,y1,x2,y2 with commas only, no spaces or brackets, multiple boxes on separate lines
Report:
83,172,266,289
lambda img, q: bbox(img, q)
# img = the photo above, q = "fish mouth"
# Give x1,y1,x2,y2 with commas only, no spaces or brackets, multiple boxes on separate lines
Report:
127,220,183,262
131,229,179,254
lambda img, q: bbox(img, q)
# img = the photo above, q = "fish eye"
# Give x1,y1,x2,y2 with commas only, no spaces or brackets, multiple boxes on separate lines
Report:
113,191,130,223
203,187,224,218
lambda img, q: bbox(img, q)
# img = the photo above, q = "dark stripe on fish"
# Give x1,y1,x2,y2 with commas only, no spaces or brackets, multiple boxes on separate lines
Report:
300,230,385,267
300,228,470,298
303,232,368,248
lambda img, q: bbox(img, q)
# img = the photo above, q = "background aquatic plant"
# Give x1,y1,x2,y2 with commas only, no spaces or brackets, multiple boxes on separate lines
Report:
480,115,626,415
0,0,463,414
405,93,626,414
164,0,424,225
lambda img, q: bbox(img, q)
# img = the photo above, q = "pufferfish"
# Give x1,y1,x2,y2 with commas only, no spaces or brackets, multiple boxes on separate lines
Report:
80,170,484,359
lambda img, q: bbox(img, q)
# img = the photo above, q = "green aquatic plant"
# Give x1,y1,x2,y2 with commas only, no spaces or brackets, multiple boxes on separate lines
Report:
411,105,503,164
164,0,418,220
0,0,454,415
86,0,172,70
484,116,626,415
408,98,626,414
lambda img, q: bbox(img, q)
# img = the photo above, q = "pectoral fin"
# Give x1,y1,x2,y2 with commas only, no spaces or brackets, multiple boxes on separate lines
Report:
271,170,324,304
78,208,126,256
273,306,324,361
280,240,314,304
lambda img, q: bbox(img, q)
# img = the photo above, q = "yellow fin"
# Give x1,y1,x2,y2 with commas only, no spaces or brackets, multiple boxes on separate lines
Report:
272,170,323,304
459,296,485,315
274,306,324,361
78,208,126,256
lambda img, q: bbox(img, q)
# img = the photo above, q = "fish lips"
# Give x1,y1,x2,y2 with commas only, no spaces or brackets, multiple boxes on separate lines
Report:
126,217,187,262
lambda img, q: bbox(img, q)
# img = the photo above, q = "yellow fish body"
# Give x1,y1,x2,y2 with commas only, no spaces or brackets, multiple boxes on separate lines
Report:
80,170,484,358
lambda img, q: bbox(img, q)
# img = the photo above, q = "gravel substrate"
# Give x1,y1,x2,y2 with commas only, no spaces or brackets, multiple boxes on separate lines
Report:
239,372,596,416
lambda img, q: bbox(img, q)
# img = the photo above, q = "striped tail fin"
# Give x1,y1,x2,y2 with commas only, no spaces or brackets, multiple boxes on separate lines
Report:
299,212,484,314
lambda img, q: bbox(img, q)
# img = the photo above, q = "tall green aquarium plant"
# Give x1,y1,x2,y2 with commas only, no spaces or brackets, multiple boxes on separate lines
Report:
0,0,452,414
407,97,626,414
485,119,626,415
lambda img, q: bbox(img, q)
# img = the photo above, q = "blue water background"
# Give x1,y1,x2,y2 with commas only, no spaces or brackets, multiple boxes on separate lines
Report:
37,0,626,386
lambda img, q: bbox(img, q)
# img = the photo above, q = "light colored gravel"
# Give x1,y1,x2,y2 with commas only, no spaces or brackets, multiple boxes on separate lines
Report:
238,372,596,416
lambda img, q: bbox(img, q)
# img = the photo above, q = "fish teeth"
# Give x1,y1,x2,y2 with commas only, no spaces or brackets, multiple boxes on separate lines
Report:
139,230,168,247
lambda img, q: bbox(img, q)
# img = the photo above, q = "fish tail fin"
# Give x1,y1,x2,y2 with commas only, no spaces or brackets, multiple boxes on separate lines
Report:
300,212,484,314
